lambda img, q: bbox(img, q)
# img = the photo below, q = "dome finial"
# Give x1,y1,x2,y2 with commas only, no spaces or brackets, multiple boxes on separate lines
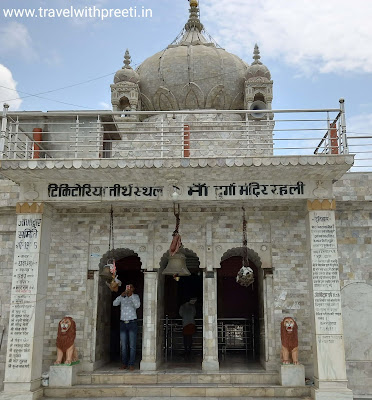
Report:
253,44,262,65
185,0,203,32
123,49,132,69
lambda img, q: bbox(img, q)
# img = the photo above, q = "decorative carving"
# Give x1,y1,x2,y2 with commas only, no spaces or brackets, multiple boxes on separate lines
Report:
16,202,44,214
182,82,205,109
139,246,146,252
280,317,299,365
153,86,179,111
313,181,329,198
221,247,262,268
99,248,141,270
307,199,336,211
55,317,78,365
206,84,230,109
140,93,154,112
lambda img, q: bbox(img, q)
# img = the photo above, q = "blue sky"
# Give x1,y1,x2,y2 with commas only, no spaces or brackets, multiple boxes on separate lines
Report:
1,0,372,153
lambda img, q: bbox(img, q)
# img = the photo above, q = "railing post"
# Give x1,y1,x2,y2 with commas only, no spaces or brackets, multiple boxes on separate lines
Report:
7,122,13,159
74,115,79,158
339,98,348,154
13,117,19,159
0,103,10,159
96,115,102,158
160,115,164,158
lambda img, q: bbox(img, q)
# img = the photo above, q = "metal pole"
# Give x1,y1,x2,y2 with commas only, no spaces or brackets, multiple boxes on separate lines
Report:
339,98,348,154
13,117,19,159
75,115,79,158
0,103,10,159
96,115,102,158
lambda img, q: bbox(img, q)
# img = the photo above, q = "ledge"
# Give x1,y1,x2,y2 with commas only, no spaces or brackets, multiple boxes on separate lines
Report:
0,155,354,184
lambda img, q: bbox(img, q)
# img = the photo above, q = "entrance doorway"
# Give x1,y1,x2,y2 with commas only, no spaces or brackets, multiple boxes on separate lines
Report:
110,255,144,362
161,249,202,363
218,253,260,361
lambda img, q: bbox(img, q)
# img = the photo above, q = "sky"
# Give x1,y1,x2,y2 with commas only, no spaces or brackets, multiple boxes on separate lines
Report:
0,0,372,168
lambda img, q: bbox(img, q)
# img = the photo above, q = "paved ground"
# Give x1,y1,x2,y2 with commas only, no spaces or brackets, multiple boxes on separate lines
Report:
42,397,371,400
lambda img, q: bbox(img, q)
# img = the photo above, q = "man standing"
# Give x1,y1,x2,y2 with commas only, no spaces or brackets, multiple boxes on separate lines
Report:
113,283,140,371
179,298,197,360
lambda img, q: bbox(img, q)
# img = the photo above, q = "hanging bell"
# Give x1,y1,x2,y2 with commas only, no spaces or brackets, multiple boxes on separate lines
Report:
162,252,191,276
99,265,113,282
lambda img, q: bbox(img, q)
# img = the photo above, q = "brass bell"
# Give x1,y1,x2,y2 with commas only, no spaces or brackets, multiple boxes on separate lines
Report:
162,252,191,276
99,265,113,282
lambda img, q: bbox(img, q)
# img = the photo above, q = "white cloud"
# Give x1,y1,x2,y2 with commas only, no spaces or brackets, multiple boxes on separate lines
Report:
0,22,35,60
99,101,111,109
202,0,372,75
0,65,22,110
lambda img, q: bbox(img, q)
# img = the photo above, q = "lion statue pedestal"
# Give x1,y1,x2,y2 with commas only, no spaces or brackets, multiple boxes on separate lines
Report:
49,317,81,387
279,317,305,386
54,317,78,365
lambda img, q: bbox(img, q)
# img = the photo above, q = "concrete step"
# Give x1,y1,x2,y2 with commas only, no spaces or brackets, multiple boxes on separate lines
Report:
76,371,279,385
44,383,311,398
44,397,311,400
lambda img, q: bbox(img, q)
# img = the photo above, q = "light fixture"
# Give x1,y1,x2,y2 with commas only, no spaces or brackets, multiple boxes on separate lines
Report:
162,203,191,277
99,206,122,291
236,207,254,287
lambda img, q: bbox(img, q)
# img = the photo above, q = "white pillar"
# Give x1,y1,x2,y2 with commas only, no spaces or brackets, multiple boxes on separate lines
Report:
202,270,219,371
3,203,52,399
140,271,159,371
306,200,353,400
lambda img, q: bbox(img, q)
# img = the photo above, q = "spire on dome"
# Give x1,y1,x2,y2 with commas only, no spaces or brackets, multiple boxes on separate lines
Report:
185,0,203,32
252,44,262,65
123,49,132,69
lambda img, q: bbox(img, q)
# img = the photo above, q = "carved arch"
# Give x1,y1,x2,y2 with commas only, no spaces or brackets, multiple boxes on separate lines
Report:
99,247,141,271
153,86,179,111
231,91,244,110
140,93,154,112
182,82,205,110
205,84,232,109
220,246,262,268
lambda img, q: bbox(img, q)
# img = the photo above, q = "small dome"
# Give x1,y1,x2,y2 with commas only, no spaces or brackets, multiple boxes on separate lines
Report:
114,49,139,84
246,44,271,81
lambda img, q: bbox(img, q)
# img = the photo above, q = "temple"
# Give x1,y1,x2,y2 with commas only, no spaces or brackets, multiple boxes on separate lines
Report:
0,2,371,400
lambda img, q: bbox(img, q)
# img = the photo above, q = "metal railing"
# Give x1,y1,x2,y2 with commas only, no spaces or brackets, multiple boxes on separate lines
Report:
162,317,255,361
2,101,368,169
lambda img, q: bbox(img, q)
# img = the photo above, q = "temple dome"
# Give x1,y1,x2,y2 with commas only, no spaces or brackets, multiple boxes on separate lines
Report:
246,44,271,82
114,49,140,84
136,2,248,111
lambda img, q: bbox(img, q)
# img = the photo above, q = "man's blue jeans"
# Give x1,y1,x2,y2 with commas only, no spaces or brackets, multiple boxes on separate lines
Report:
120,320,138,366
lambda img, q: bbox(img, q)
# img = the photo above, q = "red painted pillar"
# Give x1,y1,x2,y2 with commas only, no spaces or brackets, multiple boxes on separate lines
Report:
32,128,42,159
330,123,339,154
184,124,190,157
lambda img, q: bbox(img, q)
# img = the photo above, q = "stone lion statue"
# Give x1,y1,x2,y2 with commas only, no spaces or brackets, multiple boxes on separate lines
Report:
280,317,299,365
54,316,78,365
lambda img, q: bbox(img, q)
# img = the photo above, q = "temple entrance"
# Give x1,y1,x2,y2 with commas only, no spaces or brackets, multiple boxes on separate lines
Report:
218,250,262,363
160,249,202,364
110,255,144,362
